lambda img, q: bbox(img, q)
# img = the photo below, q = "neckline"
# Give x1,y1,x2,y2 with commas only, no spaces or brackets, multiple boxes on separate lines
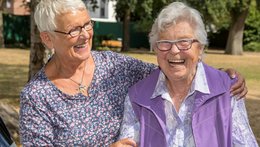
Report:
42,51,98,99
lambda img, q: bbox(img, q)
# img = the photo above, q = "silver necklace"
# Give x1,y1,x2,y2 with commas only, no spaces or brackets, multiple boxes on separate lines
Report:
54,58,87,94
68,66,87,94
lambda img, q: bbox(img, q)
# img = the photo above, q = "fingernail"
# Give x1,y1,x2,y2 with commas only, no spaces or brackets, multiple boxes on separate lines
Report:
235,95,242,100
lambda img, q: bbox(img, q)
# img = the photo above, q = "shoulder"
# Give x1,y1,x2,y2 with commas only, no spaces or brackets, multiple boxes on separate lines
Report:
20,68,53,102
92,50,130,62
131,68,160,87
202,63,232,90
129,68,160,98
92,50,152,65
203,63,230,80
92,50,156,71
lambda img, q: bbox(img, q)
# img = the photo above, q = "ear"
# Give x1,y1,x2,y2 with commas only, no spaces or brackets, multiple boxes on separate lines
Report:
152,44,158,54
199,47,204,54
198,45,205,61
40,32,54,49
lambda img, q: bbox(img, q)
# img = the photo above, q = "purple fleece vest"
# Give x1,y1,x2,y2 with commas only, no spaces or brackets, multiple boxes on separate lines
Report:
128,63,234,147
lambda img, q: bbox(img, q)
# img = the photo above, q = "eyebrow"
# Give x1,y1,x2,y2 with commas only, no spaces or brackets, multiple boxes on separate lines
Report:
63,20,91,31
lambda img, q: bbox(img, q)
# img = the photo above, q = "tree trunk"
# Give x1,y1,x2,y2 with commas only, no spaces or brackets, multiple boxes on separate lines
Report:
225,9,249,55
28,0,46,81
0,10,4,48
122,8,130,52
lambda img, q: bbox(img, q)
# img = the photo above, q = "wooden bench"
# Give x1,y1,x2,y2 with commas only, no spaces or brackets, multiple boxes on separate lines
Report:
101,40,122,48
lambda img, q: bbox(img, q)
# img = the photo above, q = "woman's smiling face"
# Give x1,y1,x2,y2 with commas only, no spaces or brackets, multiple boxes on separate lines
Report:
44,9,93,62
155,21,203,82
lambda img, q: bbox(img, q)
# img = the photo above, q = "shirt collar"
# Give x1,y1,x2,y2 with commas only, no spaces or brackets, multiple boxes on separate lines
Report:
151,62,210,99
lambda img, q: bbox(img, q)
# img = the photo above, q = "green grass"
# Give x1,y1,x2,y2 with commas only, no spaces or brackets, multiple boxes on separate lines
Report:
1,48,260,144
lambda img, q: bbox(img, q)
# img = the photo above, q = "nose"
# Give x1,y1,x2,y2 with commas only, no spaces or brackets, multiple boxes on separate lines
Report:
170,43,180,54
79,28,91,39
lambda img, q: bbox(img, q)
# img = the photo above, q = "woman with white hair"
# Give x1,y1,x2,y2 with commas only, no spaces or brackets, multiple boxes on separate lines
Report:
117,2,257,147
20,0,155,146
20,0,247,146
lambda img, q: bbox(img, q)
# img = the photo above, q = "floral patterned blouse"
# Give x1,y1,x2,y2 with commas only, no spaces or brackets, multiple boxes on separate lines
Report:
19,51,156,146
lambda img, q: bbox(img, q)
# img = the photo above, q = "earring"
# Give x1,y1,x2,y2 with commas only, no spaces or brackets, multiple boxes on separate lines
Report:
46,48,55,59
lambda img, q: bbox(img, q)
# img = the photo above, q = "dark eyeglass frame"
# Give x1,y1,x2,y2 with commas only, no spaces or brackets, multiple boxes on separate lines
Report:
54,20,94,37
156,38,199,51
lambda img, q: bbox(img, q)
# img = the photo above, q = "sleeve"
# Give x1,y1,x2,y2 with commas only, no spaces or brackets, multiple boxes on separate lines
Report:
231,97,259,147
19,92,54,146
112,52,157,84
118,95,140,143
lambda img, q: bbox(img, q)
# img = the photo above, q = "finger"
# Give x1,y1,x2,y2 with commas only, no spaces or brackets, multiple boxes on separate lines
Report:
225,68,237,79
236,86,248,100
110,138,137,147
122,138,137,147
231,80,245,96
230,72,244,92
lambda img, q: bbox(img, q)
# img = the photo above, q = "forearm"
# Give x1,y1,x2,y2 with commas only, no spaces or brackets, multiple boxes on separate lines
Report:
118,95,140,142
231,98,258,146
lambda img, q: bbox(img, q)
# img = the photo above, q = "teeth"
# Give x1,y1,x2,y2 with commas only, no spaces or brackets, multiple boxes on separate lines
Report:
74,44,86,48
168,59,185,63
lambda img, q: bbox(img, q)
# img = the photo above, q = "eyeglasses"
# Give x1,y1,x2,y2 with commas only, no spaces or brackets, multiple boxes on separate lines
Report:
156,39,198,51
54,20,94,37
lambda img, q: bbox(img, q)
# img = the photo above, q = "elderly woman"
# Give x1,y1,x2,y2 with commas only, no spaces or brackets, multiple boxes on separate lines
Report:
20,0,153,146
20,0,247,146
117,2,258,147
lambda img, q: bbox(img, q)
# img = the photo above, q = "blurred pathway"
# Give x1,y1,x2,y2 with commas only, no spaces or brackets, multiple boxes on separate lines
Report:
0,103,20,145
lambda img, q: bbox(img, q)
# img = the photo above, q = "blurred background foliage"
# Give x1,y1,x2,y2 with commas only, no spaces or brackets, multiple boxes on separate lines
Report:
1,0,260,52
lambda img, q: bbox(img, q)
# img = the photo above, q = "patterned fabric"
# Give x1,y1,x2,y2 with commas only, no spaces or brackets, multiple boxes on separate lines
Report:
119,62,258,147
19,51,156,146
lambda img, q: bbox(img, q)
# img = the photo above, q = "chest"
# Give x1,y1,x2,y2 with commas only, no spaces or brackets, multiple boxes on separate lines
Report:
46,72,129,146
46,95,122,146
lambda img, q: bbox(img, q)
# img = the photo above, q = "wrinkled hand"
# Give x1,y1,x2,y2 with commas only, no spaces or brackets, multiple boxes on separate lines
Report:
110,138,137,147
223,68,247,99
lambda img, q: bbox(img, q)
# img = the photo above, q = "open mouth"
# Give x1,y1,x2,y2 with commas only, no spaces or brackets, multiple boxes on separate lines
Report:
168,59,185,64
73,42,89,51
74,43,87,49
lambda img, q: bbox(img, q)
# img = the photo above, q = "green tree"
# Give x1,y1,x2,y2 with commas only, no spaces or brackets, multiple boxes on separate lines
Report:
244,1,260,51
225,0,251,55
179,0,258,55
115,0,137,51
115,0,173,51
187,0,260,55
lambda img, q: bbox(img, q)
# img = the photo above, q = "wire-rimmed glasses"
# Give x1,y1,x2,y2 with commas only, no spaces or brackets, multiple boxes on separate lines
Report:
54,20,94,37
156,39,198,51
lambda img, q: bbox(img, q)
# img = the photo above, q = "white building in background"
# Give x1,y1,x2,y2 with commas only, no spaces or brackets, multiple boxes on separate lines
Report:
4,0,30,15
86,0,117,22
3,0,117,20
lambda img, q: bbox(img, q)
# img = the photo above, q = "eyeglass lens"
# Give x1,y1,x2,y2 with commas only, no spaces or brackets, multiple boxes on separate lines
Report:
157,39,195,51
69,21,93,37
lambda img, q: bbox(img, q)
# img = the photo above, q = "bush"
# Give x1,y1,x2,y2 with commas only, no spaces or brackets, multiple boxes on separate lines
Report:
244,42,260,52
244,2,260,45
